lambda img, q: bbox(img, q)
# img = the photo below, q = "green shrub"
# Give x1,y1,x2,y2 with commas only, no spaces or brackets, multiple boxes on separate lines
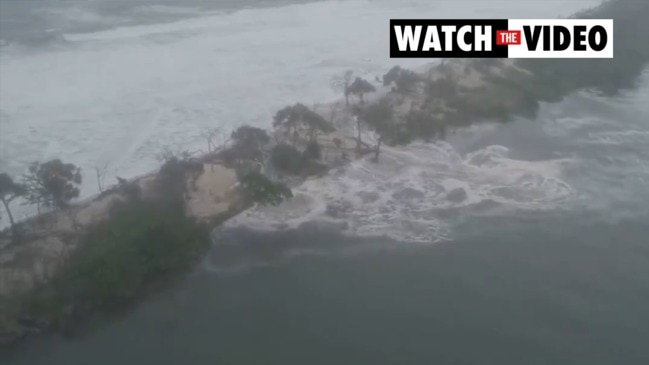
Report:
270,143,305,174
303,140,322,160
270,142,330,177
22,198,209,330
228,126,270,163
157,156,202,203
239,171,293,206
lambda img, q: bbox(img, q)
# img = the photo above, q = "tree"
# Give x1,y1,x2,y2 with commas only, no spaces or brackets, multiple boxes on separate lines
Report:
350,106,364,152
232,126,269,149
405,109,439,142
155,149,202,203
273,103,334,144
328,101,341,125
332,137,343,160
303,140,322,160
425,76,458,101
273,104,301,145
230,125,270,162
357,99,394,162
239,171,293,206
347,77,376,104
383,66,419,96
331,70,354,106
155,148,192,166
302,107,335,141
95,162,110,193
201,127,230,155
158,157,190,203
382,66,401,88
22,159,82,210
395,69,419,95
0,173,26,229
270,143,305,174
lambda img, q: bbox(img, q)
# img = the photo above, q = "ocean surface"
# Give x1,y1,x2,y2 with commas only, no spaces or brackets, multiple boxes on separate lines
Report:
0,0,600,221
2,0,649,364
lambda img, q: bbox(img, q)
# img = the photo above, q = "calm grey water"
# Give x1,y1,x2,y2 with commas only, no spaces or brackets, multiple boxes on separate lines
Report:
2,213,649,364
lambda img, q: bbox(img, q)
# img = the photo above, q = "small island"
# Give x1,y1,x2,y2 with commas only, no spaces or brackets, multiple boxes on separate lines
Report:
1,0,648,348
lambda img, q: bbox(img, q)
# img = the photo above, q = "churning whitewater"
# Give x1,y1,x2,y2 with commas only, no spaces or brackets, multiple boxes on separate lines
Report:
226,141,574,243
206,71,649,275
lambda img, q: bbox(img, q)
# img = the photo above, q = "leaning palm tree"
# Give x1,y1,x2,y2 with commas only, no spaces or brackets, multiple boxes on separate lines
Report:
0,173,26,231
347,77,376,104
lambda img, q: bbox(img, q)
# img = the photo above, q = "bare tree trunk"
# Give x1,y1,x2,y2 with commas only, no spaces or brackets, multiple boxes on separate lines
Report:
292,127,298,146
1,198,15,228
95,167,104,193
373,138,382,162
95,162,110,193
356,119,362,151
329,103,339,124
96,167,101,192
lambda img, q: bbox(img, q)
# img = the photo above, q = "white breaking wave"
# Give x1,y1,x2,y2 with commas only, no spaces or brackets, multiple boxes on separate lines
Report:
226,141,574,243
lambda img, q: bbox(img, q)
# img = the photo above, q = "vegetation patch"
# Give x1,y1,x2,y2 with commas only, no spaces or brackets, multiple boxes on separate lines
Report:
239,171,293,206
2,194,213,338
0,153,243,345
270,143,329,177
